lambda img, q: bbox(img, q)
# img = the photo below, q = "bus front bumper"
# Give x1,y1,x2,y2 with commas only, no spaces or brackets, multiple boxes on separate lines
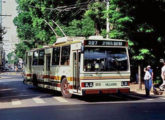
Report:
82,88,130,95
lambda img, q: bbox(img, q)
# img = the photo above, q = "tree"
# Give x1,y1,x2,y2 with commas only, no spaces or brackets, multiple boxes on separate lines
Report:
106,0,133,39
127,0,165,83
7,52,18,64
85,1,106,35
14,0,92,58
14,0,165,84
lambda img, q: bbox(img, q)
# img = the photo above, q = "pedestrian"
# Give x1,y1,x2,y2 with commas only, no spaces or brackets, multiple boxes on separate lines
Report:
147,65,153,80
147,65,155,90
159,59,165,91
144,67,152,96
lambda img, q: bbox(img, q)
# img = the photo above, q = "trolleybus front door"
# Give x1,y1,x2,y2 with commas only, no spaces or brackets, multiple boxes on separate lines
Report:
73,52,80,91
28,56,32,73
44,54,50,80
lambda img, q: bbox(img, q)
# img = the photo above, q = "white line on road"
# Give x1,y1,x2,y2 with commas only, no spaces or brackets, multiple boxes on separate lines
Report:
53,97,68,103
11,99,22,105
33,97,45,104
146,99,153,101
161,98,165,100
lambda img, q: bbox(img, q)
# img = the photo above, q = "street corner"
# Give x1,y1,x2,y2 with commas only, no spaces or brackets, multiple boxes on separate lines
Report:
130,83,165,99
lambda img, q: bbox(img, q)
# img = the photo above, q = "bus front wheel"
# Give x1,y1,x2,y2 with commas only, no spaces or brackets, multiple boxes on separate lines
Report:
61,78,72,98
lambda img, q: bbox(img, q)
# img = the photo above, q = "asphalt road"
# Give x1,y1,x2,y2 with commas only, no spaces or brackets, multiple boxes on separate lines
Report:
1,72,165,120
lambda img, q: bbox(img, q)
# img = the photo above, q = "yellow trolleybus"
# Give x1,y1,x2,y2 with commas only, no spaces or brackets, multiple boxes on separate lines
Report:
24,36,130,98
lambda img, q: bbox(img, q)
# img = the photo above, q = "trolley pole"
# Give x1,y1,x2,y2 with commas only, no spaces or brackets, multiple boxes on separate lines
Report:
106,0,110,39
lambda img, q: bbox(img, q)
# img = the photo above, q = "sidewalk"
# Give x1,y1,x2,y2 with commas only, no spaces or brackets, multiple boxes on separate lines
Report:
130,83,165,96
0,72,22,76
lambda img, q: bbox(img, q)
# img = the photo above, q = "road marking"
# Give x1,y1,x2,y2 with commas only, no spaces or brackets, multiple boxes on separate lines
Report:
161,98,165,99
53,97,68,103
0,77,12,79
33,97,45,104
146,99,153,101
11,99,22,105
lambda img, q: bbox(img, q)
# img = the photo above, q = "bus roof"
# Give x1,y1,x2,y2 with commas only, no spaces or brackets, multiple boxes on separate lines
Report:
27,36,127,52
87,36,126,41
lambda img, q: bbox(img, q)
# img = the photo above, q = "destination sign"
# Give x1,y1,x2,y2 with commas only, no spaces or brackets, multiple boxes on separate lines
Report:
85,40,126,46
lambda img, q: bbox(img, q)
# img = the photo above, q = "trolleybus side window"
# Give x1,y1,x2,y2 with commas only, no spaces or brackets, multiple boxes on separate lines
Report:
33,51,39,65
61,45,70,65
38,50,45,65
52,47,60,65
24,52,27,66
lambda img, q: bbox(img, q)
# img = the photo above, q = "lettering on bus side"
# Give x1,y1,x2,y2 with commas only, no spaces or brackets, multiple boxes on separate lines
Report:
86,40,125,46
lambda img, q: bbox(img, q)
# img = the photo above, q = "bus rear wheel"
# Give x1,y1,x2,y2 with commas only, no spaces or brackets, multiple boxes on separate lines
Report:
33,74,38,87
61,78,72,98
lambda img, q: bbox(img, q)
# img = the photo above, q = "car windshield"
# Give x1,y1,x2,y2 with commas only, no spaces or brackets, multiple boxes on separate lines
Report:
84,47,128,72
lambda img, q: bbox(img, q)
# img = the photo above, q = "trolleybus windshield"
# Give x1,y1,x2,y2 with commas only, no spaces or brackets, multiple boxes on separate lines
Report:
84,47,128,72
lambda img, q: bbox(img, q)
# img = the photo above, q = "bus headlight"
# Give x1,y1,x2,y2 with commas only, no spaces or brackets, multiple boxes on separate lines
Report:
121,81,129,86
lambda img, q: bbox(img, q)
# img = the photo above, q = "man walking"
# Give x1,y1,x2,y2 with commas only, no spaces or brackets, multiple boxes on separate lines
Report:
159,59,165,91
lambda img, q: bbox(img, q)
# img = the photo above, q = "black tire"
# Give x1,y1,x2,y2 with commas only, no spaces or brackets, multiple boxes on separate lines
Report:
61,78,72,98
33,74,38,87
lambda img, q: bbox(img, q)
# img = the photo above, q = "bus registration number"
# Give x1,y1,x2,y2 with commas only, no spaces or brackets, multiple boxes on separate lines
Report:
95,82,117,87
105,83,117,86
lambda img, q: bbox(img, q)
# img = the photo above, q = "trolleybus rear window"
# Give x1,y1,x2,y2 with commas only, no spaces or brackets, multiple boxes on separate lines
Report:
84,48,128,72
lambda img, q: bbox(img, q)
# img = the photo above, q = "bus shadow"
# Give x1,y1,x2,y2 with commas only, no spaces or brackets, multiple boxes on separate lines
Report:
71,92,161,103
0,77,162,103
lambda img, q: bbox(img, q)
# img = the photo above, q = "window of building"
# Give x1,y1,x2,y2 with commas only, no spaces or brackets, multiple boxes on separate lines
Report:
38,50,45,65
33,51,38,65
52,47,60,65
61,46,70,65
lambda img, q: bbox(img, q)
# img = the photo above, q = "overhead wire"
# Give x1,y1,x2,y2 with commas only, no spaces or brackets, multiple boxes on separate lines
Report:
28,0,93,12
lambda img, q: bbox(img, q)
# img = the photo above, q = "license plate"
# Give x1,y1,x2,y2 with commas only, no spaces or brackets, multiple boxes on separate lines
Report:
95,82,117,87
105,83,117,86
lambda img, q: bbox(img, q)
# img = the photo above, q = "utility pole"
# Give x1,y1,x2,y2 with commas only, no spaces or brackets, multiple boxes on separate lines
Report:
106,0,110,38
0,0,2,24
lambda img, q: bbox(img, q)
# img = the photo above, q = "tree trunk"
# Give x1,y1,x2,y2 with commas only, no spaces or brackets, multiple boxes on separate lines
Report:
95,23,100,35
138,64,142,90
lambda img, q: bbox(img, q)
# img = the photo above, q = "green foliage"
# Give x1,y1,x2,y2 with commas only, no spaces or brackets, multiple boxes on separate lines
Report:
137,23,154,33
7,52,19,64
64,17,95,37
107,0,133,39
133,49,151,61
14,0,92,58
85,1,106,35
14,0,165,72
15,42,30,59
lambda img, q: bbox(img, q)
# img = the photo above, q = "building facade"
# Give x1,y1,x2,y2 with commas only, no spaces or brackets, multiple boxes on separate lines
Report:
1,0,19,59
